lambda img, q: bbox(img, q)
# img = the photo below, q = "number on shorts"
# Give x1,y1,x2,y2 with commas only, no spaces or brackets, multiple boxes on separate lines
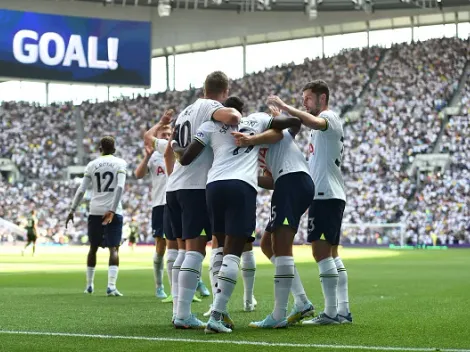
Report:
271,205,277,222
308,217,315,232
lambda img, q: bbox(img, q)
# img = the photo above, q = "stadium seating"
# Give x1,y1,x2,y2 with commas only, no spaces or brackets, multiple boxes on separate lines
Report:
1,37,469,246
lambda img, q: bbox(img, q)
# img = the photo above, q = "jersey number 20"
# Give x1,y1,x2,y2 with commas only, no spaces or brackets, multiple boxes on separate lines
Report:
94,172,115,192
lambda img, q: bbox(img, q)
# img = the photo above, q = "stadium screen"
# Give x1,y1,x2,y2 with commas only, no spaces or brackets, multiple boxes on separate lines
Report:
0,9,151,87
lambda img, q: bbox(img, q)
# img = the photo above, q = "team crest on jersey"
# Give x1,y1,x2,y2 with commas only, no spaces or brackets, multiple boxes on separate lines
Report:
196,131,204,138
156,166,165,175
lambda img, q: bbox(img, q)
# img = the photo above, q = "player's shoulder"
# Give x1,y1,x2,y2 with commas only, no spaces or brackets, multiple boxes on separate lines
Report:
176,102,195,121
118,157,128,167
112,156,128,168
86,157,98,168
195,120,217,143
244,112,273,129
198,119,217,131
319,110,340,123
319,110,342,131
201,98,223,109
247,112,270,120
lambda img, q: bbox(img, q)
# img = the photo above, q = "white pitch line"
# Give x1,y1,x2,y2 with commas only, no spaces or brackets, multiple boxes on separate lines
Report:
0,330,469,352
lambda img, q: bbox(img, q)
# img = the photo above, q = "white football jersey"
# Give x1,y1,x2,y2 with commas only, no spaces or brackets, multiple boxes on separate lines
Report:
260,129,310,183
84,155,127,215
166,98,224,192
148,148,167,208
308,110,346,201
196,112,273,190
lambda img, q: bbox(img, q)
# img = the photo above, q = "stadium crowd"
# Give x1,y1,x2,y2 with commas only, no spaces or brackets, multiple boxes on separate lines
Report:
0,38,469,246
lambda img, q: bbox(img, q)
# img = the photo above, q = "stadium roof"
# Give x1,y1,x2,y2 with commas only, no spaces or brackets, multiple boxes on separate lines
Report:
8,0,470,57
71,0,454,13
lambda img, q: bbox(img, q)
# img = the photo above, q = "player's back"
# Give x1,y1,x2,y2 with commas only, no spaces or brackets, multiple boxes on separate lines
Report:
264,129,310,182
85,155,127,215
166,98,224,191
26,214,37,230
308,110,346,201
198,112,272,190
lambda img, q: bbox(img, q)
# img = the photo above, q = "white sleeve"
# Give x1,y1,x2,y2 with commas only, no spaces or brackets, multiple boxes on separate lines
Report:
258,113,274,133
117,161,127,176
110,170,126,213
202,100,224,121
116,171,127,188
70,176,91,212
153,138,169,154
319,111,340,134
83,162,92,179
194,121,213,146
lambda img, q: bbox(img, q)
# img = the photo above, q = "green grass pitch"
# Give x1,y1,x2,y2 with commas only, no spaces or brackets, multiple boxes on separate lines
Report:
1,246,469,352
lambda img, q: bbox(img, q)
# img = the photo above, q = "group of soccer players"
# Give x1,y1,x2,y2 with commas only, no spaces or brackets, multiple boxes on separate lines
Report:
65,70,352,333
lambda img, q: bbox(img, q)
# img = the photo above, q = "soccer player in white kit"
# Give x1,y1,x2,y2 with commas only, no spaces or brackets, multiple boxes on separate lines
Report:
136,110,175,299
158,71,242,329
66,136,127,297
173,96,302,333
231,106,315,328
268,80,352,325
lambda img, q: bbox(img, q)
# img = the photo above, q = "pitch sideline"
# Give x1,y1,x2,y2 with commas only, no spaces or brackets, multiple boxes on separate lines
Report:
0,330,469,352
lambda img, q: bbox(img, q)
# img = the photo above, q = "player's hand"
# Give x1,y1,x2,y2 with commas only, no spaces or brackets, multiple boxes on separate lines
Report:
263,168,273,178
65,213,74,229
170,140,179,151
267,95,287,111
144,144,154,157
231,131,252,147
160,109,174,125
102,211,115,225
268,105,281,117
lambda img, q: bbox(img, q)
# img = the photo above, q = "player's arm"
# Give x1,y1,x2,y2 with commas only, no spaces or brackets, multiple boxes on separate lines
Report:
241,116,299,145
232,112,295,147
134,145,153,179
164,139,175,175
258,169,274,190
66,174,92,228
232,128,283,147
143,109,174,149
102,167,127,225
258,176,274,190
267,95,327,131
171,140,205,166
213,107,242,126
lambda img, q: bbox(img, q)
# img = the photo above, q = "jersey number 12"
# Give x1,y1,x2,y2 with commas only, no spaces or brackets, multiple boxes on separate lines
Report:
94,172,115,192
